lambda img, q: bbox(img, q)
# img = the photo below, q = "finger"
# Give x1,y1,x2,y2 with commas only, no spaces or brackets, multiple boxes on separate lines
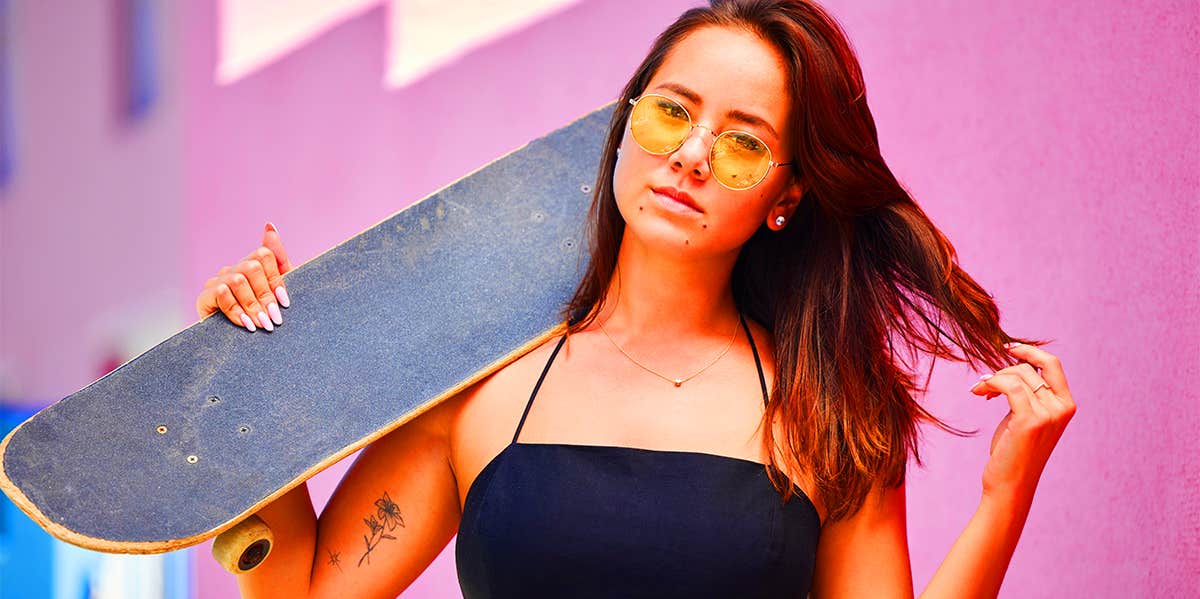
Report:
970,372,1037,417
247,245,289,310
237,258,282,327
999,362,1058,416
213,282,257,332
223,271,274,332
1004,342,1072,402
201,268,255,330
970,373,1004,401
263,222,293,275
196,277,221,319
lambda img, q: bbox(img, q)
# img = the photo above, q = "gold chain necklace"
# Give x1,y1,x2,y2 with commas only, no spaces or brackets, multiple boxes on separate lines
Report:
598,312,741,387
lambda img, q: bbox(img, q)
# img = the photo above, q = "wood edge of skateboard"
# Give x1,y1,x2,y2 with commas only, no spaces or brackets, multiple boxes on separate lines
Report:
0,321,570,555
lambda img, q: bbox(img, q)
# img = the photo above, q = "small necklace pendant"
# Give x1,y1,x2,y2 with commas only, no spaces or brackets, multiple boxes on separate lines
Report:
673,379,683,387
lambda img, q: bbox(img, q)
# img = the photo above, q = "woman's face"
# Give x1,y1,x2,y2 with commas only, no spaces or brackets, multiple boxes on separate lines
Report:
613,25,801,258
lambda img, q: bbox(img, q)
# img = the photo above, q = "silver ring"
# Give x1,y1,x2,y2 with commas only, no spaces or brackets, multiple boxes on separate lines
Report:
1031,381,1050,393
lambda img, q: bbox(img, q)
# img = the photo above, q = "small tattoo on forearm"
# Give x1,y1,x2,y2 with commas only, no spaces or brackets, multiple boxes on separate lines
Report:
327,549,343,573
357,491,405,567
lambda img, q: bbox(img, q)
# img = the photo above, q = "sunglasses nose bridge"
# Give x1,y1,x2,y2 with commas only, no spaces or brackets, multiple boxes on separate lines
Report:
671,124,717,176
675,122,717,154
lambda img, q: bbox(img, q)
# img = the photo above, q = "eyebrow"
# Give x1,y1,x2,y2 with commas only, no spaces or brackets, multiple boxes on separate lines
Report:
651,82,781,141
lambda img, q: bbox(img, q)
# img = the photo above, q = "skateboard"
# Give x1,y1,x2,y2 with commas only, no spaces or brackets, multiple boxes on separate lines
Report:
0,102,613,572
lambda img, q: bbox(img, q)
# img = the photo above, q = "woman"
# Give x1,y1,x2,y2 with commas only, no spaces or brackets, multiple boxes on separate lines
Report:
196,1,1076,597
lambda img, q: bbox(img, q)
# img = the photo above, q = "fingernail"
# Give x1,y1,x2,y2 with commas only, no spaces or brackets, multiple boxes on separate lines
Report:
275,286,290,308
266,221,279,234
268,302,283,325
1004,342,1021,349
258,311,274,332
969,373,993,392
240,313,256,332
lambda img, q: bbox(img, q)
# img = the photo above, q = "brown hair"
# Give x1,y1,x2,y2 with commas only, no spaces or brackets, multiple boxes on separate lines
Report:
561,0,1047,524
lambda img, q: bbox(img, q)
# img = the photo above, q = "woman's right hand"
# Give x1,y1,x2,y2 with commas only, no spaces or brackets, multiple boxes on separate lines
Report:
196,222,294,332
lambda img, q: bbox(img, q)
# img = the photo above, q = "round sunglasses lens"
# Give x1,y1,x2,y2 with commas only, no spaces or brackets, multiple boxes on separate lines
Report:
630,96,691,154
711,131,772,189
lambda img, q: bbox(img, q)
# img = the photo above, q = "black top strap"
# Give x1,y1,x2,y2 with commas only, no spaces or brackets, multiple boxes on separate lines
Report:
512,333,568,444
740,313,770,406
514,314,769,443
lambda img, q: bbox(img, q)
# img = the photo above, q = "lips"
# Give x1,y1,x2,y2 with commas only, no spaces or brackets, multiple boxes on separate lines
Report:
651,186,703,213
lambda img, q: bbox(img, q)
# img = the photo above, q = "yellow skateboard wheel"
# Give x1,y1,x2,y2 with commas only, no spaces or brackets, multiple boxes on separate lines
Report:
212,514,274,574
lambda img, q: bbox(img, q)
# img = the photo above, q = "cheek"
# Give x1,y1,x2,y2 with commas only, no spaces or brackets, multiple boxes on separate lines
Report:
707,190,778,240
612,142,649,217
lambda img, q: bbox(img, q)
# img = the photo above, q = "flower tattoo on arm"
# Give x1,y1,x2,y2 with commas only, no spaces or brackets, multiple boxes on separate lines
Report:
357,492,405,567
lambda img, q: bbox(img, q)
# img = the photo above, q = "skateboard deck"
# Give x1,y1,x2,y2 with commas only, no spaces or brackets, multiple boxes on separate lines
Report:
0,103,613,557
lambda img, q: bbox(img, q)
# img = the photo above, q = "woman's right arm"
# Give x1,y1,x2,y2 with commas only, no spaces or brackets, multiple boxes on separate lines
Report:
236,397,462,599
199,223,465,598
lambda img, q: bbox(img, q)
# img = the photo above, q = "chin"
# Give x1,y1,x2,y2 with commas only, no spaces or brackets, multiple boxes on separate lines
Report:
614,184,723,255
618,208,709,255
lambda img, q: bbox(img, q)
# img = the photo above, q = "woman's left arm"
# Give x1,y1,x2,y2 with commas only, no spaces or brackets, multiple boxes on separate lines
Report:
810,342,1076,599
920,342,1077,598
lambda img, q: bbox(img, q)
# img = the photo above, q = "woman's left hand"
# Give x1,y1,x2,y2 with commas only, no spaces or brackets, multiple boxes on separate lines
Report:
970,342,1077,502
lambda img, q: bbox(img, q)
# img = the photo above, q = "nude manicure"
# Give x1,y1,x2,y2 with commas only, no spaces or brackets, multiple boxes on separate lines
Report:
268,302,283,325
258,311,274,332
240,313,256,332
968,373,993,392
275,286,290,308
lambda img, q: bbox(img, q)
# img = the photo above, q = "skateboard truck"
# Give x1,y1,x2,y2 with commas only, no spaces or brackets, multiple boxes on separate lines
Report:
212,514,275,574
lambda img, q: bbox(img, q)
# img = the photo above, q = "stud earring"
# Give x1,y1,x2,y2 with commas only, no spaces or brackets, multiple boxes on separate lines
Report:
774,215,786,227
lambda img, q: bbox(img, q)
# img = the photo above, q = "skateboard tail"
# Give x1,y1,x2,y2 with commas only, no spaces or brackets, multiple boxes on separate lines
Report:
0,321,570,554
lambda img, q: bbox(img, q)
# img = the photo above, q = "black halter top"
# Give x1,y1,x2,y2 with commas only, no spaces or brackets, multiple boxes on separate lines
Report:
455,315,822,597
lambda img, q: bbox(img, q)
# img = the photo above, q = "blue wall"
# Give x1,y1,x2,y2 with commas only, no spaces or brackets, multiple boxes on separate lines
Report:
1,405,52,598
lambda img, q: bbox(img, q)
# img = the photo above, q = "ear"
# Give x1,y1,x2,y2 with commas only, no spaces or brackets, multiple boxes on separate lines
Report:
767,176,805,230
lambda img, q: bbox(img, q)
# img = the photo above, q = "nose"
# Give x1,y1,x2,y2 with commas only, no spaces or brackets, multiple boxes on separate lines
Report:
669,125,713,181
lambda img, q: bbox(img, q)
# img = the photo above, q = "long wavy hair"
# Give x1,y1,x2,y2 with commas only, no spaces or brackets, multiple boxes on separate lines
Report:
560,0,1047,524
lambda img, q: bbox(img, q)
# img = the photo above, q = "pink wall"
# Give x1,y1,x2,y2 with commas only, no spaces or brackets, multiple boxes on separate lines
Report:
2,0,1195,597
829,1,1200,593
0,0,186,406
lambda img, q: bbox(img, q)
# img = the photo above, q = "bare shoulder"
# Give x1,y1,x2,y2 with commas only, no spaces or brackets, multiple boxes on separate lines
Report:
441,333,565,436
413,333,563,439
431,333,568,504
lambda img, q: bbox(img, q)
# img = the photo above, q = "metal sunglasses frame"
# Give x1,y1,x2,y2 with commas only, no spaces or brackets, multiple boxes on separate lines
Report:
627,93,794,190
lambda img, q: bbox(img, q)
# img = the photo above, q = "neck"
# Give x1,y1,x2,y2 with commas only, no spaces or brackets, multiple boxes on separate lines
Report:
594,229,742,343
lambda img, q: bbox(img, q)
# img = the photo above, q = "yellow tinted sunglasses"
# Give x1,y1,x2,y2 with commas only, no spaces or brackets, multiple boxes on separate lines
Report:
627,94,793,190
